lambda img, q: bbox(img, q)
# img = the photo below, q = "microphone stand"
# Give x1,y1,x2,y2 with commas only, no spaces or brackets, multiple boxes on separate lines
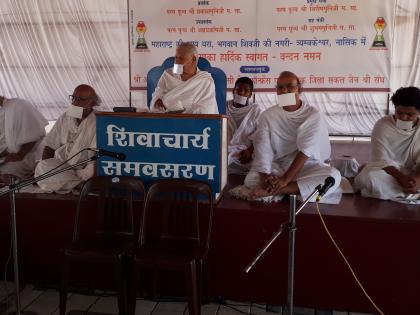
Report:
0,154,99,315
244,184,322,315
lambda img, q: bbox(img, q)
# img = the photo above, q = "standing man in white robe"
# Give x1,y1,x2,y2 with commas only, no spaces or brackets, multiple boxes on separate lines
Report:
227,77,266,174
35,84,98,193
355,86,420,201
242,71,341,203
0,96,48,184
151,42,218,114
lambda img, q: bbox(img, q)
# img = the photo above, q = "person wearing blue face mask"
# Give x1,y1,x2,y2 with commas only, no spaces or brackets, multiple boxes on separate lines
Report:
227,77,267,174
355,87,420,202
150,42,218,114
0,95,48,185
35,84,99,193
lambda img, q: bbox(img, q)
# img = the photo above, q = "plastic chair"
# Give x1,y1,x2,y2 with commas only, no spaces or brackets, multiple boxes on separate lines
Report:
60,176,145,315
128,178,214,315
147,57,227,114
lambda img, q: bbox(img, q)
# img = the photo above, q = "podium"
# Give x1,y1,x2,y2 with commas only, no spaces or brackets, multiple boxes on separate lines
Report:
96,112,227,199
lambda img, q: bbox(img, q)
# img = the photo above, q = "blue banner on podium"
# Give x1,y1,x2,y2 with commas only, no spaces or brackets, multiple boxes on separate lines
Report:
96,113,227,195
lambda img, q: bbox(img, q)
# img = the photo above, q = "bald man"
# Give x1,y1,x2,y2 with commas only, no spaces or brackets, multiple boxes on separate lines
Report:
242,71,341,203
150,42,218,114
0,96,47,184
35,84,98,193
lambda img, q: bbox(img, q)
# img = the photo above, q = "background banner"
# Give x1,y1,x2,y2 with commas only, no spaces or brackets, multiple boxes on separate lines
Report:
129,0,394,91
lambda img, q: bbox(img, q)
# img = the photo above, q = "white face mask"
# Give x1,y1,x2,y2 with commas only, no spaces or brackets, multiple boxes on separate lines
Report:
233,94,249,106
277,93,296,107
395,118,413,130
173,63,184,75
66,105,84,119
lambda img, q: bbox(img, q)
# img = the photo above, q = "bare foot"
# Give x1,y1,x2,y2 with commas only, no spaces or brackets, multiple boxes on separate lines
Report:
249,186,272,200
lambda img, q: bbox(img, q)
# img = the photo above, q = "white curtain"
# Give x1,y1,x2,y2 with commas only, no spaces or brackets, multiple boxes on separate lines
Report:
391,0,420,88
0,0,419,134
0,0,132,120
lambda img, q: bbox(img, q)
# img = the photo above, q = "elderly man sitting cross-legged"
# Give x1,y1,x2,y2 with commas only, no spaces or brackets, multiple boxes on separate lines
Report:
230,71,341,203
35,84,98,193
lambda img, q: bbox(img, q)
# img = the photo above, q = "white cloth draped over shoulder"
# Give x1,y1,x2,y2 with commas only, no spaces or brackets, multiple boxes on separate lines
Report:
0,98,48,179
355,115,420,200
245,102,342,204
150,69,218,114
227,100,266,174
35,111,97,193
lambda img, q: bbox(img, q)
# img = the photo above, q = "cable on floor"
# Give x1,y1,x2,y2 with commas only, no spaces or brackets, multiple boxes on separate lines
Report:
315,202,384,315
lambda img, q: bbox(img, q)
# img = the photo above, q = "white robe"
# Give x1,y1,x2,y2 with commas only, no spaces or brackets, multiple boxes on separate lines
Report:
355,115,420,201
150,69,218,114
0,98,48,179
244,102,342,203
226,100,266,174
35,111,96,193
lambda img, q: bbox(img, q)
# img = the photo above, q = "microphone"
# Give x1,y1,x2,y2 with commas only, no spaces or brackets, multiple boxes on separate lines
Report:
316,176,335,202
89,148,126,161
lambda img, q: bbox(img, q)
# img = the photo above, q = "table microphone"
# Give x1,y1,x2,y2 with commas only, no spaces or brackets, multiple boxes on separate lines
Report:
89,148,126,161
316,176,335,202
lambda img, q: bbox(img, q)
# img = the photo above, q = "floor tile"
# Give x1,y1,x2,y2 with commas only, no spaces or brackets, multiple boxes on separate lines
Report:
153,301,187,315
23,289,60,315
88,295,118,314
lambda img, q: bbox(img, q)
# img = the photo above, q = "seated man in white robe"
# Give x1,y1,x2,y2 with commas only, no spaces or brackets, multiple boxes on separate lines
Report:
232,71,341,203
227,77,266,174
151,42,218,114
35,84,98,193
0,96,48,184
355,86,420,202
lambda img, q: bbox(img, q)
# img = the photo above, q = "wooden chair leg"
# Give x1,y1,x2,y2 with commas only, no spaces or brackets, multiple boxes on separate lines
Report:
186,260,200,315
199,260,209,304
116,255,126,315
60,254,70,315
128,261,140,315
151,267,159,299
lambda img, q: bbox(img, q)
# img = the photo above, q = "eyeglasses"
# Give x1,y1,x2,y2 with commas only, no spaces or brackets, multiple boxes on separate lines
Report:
275,84,299,91
69,95,89,102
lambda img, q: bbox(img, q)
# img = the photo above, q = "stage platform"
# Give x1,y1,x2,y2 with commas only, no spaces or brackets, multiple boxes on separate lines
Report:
1,174,419,315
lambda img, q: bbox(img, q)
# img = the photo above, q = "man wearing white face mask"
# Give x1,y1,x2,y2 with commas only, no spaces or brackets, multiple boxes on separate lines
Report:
35,84,99,193
227,77,267,174
355,87,420,202
150,42,218,114
231,71,341,203
0,96,48,184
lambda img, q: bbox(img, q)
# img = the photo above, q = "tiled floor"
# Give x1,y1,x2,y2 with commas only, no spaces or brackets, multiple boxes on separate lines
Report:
0,282,374,315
